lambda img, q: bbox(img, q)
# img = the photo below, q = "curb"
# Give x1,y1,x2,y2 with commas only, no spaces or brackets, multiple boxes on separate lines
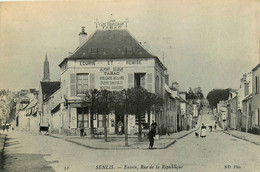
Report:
224,132,260,146
49,134,177,150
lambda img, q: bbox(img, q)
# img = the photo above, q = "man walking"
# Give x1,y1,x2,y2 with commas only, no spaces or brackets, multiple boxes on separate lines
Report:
148,129,155,149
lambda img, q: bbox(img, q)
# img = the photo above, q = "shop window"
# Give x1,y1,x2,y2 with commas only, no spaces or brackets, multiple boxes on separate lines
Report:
77,107,89,128
77,74,89,94
134,73,146,88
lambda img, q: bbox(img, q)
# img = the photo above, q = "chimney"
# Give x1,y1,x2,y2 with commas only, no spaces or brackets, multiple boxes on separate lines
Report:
165,74,169,86
172,82,179,91
79,26,88,46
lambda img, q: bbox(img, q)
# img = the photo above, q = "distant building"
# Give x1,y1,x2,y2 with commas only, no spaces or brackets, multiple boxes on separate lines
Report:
239,72,253,132
251,63,260,134
42,54,50,82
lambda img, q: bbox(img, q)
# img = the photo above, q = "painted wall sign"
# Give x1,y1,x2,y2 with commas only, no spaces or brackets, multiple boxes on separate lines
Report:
99,67,124,91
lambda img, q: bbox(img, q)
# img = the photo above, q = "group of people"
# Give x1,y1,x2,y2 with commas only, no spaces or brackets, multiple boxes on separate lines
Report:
200,122,218,138
1,122,10,132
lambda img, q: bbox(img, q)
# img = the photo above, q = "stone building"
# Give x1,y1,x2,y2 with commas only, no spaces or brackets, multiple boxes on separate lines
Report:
58,25,167,135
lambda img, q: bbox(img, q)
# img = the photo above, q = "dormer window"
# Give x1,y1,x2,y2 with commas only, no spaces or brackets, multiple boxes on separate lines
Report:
91,47,98,54
125,46,134,52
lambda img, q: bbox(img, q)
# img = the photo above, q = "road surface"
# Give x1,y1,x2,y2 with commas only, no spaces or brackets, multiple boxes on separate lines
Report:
0,109,259,172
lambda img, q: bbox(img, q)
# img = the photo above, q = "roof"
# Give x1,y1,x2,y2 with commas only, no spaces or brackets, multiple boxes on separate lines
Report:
40,81,60,101
242,93,252,102
26,99,37,109
252,63,260,71
59,29,166,70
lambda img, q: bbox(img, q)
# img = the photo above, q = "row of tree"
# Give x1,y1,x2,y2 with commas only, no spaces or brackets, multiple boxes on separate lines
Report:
82,87,163,145
186,87,204,100
206,88,230,108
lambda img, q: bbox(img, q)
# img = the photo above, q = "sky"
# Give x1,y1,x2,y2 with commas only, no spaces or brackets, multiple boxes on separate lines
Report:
0,0,259,95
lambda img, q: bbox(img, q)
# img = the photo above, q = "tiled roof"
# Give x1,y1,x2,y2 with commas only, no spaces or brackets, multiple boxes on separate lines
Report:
252,63,260,71
59,29,167,71
69,29,155,59
40,81,60,101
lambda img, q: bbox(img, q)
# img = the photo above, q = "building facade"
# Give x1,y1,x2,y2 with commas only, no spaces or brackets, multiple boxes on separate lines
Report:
58,28,166,135
251,64,260,134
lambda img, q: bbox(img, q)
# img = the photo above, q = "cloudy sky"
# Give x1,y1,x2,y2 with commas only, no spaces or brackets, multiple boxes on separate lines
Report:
0,0,259,95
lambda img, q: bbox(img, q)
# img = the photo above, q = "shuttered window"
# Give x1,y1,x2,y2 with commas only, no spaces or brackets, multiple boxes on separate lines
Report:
77,74,89,94
256,76,259,94
70,73,76,96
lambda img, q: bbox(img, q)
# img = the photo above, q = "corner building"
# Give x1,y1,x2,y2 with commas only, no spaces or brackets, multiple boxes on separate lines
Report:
59,29,166,135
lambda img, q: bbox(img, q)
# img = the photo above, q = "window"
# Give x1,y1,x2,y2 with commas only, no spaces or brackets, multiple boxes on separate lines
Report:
125,46,134,52
155,75,159,94
256,108,260,126
91,47,98,54
256,76,258,94
134,73,146,88
77,74,89,94
77,107,89,128
98,115,103,128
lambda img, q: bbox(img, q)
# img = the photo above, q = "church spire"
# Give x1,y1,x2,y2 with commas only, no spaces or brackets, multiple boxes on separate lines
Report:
42,53,50,82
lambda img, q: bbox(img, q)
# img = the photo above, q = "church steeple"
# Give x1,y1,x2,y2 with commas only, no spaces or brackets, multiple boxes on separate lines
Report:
42,53,50,82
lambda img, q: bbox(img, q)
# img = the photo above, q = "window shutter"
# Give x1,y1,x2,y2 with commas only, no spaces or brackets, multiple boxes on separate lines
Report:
70,73,76,96
258,77,260,94
90,73,95,90
147,73,153,92
128,73,134,88
141,74,146,89
70,108,77,129
258,109,260,126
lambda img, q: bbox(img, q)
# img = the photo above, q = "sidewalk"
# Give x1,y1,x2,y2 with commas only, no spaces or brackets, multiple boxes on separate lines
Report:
50,125,200,150
224,130,260,146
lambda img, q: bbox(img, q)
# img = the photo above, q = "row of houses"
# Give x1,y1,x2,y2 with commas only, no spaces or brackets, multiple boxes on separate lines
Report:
215,64,260,135
13,20,201,136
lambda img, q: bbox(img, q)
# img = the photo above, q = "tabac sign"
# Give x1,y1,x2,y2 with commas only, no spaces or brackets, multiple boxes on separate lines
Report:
99,67,124,91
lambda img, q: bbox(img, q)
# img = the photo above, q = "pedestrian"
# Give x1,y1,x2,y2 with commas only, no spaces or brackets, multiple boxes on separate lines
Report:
200,123,206,138
148,129,155,149
6,123,9,132
117,121,123,135
79,121,84,137
151,120,157,132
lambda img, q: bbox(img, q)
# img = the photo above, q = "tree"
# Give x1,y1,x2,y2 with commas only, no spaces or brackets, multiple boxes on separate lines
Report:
206,89,230,108
110,90,129,146
186,88,197,100
126,87,163,141
96,90,113,142
144,91,163,130
84,89,99,138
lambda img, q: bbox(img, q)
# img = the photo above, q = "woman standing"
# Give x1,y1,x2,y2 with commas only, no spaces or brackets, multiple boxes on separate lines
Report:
200,123,207,138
